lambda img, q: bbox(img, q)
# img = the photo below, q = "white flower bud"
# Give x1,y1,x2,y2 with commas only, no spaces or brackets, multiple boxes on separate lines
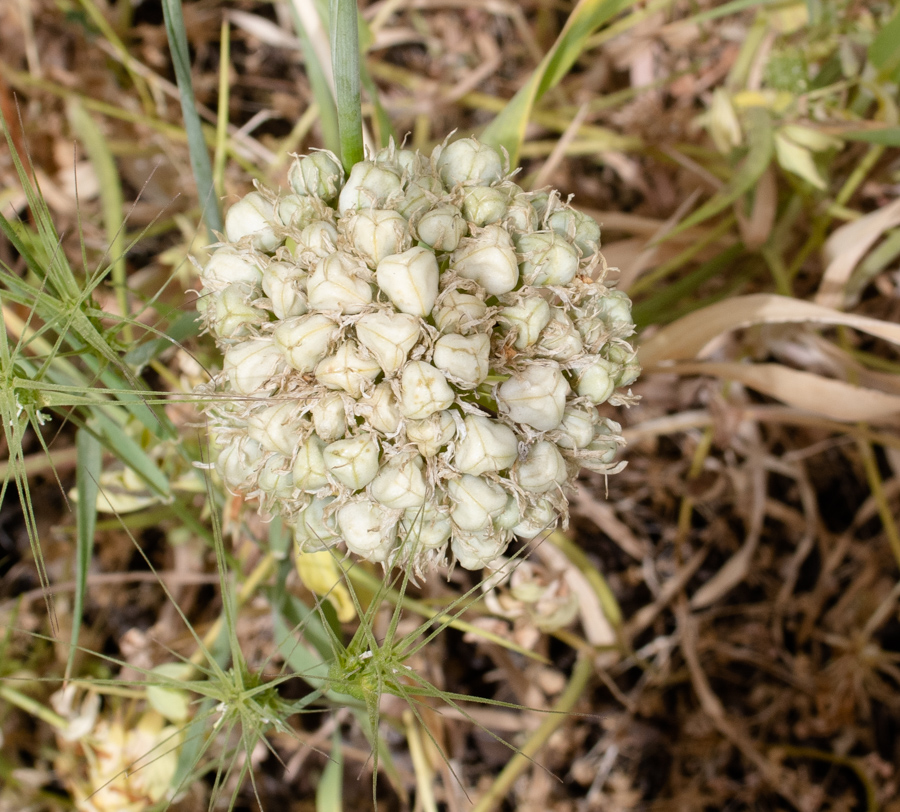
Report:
517,231,579,286
202,246,263,292
257,454,294,498
433,290,488,334
432,332,490,386
497,363,569,431
577,418,623,471
273,313,338,373
338,161,402,214
506,193,539,232
357,382,401,434
575,358,617,404
224,338,286,395
311,393,347,442
292,434,329,491
462,186,508,226
535,307,583,361
415,204,467,251
247,401,304,455
375,247,439,316
355,311,421,374
295,496,339,549
216,438,263,491
554,405,597,449
277,194,317,230
401,504,452,550
453,415,519,475
448,474,509,531
406,410,456,457
338,500,397,563
499,298,551,349
288,151,343,201
370,452,427,509
323,434,380,489
597,289,635,333
548,208,600,257
212,285,265,338
315,341,382,398
515,441,568,493
450,225,519,295
397,174,443,219
295,220,338,259
346,209,410,267
374,145,419,174
495,495,521,530
436,138,503,188
224,191,282,252
307,254,373,314
398,361,455,419
451,527,510,570
262,260,308,320
511,499,558,539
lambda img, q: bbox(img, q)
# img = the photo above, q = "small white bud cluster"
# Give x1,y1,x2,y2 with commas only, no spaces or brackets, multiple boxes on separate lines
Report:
197,138,638,574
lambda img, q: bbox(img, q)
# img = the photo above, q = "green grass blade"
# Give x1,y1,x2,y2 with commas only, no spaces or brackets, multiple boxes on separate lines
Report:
331,0,364,170
315,726,343,812
67,427,102,679
161,0,223,238
481,0,637,165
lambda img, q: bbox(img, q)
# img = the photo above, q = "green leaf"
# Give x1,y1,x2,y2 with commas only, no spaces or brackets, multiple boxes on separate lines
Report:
68,428,102,679
331,0,364,170
868,6,900,83
664,106,774,240
840,127,900,147
161,0,223,238
481,0,638,165
316,727,343,812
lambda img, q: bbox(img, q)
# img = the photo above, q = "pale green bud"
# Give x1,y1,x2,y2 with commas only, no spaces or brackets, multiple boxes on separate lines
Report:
224,191,282,252
515,441,568,493
554,405,597,449
453,415,519,475
273,313,338,373
597,289,636,333
276,194,317,230
311,392,347,442
338,161,402,214
376,246,439,316
506,193,539,233
202,246,263,291
535,307,583,361
577,418,623,471
212,285,265,338
375,143,419,174
292,434,329,491
216,438,263,491
511,499,557,539
548,208,601,257
355,311,421,375
450,225,519,295
432,332,490,386
370,452,427,509
433,290,489,334
247,401,304,455
295,220,338,259
448,474,509,531
516,231,579,286
295,496,339,549
346,209,410,267
499,298,551,349
436,138,503,188
401,504,452,550
315,341,382,397
605,344,641,386
261,260,308,320
495,496,521,530
397,174,443,219
575,358,617,404
462,186,509,226
257,454,294,498
288,151,343,201
338,500,398,563
405,410,456,457
451,527,510,570
307,254,373,314
224,338,286,395
358,381,402,434
497,362,569,432
415,204,467,252
323,434,380,489
398,361,455,419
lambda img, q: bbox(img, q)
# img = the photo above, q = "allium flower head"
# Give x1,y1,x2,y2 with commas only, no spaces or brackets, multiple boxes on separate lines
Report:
196,137,638,575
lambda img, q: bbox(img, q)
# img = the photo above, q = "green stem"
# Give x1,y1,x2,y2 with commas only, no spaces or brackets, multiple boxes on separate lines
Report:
331,0,364,170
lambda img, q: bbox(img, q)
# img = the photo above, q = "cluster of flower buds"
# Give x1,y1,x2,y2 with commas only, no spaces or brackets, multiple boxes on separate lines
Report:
196,137,638,573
